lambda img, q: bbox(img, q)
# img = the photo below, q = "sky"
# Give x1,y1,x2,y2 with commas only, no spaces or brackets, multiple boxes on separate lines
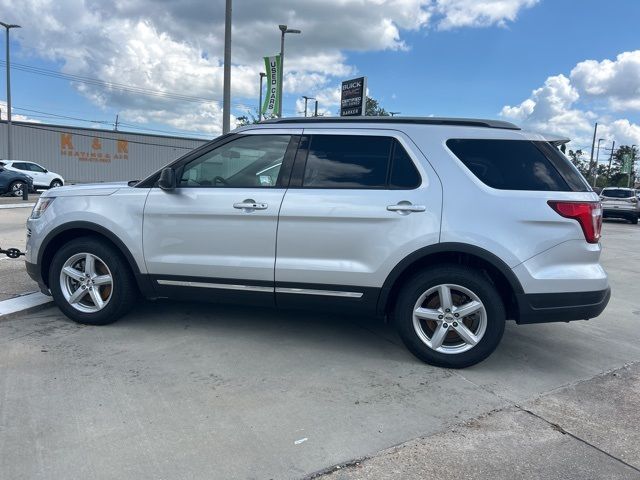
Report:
1,0,639,151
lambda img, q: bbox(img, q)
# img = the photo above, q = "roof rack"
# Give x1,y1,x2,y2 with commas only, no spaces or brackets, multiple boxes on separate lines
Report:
259,116,520,130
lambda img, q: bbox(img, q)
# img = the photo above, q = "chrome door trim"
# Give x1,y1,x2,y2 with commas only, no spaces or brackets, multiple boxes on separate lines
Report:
275,287,363,298
157,279,273,293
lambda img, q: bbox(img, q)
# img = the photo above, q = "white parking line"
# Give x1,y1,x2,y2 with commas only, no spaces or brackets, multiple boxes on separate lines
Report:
0,292,53,318
0,203,35,209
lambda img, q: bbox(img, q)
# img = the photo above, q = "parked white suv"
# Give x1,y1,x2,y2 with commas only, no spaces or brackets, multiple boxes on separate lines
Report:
25,117,610,368
600,187,639,224
1,160,64,189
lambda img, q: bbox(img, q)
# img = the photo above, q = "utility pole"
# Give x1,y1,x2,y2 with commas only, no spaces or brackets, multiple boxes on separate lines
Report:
607,140,615,186
114,114,119,131
277,24,301,118
302,95,314,117
258,72,266,121
222,0,232,134
588,122,598,185
630,145,637,188
314,100,318,117
1,21,21,160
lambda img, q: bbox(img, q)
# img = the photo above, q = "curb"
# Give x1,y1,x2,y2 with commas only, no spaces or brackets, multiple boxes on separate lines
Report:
0,292,54,321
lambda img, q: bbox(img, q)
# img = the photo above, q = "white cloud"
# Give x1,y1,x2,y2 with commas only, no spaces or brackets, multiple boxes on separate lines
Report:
501,51,640,148
431,0,539,30
2,0,540,135
570,50,640,111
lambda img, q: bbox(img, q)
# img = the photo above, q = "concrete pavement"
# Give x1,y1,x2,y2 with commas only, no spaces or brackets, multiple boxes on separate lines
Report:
0,206,39,301
0,220,639,479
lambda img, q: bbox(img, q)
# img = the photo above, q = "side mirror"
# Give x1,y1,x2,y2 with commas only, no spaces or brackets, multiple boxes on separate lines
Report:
158,167,176,191
43,169,48,173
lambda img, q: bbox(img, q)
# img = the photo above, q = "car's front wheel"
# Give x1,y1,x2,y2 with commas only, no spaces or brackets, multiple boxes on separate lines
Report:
49,237,137,325
9,181,26,197
393,265,506,368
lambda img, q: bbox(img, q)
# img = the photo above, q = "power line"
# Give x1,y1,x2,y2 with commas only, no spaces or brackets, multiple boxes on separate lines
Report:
8,122,207,150
0,60,254,110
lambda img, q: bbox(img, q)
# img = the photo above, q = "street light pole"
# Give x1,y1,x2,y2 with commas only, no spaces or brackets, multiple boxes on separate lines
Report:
278,24,300,118
1,21,21,160
593,138,604,188
302,95,314,117
258,72,266,121
222,0,232,134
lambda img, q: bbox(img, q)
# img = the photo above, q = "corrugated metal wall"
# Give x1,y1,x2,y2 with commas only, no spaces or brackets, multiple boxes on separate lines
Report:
0,121,208,183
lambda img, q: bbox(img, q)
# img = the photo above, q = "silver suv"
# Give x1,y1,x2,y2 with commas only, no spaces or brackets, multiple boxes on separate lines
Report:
25,117,610,368
600,187,639,224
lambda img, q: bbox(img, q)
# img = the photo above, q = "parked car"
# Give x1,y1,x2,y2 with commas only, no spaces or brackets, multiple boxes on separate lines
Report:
600,187,639,224
0,165,33,197
0,160,64,190
24,117,610,368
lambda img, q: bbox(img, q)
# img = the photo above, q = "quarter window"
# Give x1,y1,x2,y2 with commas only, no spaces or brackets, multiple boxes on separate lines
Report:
179,135,291,188
302,135,393,188
389,141,421,189
446,139,588,192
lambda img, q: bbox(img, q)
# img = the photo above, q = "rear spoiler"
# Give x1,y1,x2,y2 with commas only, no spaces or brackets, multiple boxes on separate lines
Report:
545,135,571,153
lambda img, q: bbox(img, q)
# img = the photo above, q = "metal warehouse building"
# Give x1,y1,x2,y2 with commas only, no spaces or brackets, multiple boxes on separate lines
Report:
0,121,208,184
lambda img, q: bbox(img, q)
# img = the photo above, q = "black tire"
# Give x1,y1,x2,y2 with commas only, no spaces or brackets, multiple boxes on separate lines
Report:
49,236,137,325
50,179,63,188
9,181,26,197
393,265,506,368
631,216,638,225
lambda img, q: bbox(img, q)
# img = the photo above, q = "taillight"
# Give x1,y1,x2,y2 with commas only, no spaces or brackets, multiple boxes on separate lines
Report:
629,197,638,204
548,201,602,244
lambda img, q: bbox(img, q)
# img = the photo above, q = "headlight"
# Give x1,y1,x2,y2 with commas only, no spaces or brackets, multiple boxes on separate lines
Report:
30,197,54,219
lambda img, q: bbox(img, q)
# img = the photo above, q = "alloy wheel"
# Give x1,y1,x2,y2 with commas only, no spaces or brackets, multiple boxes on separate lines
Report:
59,252,113,313
412,283,487,354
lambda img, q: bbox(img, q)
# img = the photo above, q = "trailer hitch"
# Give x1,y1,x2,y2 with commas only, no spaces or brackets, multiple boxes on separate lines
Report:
0,246,26,259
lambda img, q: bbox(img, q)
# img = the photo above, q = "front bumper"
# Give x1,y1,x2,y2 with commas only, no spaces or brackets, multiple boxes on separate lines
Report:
25,260,51,296
515,288,610,324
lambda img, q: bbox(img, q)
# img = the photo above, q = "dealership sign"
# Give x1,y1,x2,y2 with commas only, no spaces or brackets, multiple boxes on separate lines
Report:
262,55,281,118
340,77,367,116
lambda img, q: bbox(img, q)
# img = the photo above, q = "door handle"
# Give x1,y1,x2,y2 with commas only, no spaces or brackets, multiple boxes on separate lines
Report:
387,202,426,214
233,199,268,211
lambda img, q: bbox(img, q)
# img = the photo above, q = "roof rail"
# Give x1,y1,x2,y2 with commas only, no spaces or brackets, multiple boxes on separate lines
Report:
259,116,520,130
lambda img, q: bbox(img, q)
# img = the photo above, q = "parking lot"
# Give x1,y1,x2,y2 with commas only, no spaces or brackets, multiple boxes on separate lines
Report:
1,214,639,479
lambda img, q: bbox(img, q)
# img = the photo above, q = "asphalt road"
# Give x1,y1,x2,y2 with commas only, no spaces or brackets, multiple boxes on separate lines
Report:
0,220,639,479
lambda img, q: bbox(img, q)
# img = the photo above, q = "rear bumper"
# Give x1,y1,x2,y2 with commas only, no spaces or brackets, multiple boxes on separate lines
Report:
25,261,51,296
516,288,610,324
603,208,638,219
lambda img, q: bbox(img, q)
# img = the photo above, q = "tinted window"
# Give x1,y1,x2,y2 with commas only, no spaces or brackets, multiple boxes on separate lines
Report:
601,188,635,198
389,141,421,189
446,139,580,191
536,142,590,191
179,135,291,188
303,135,392,188
27,163,46,173
13,163,28,170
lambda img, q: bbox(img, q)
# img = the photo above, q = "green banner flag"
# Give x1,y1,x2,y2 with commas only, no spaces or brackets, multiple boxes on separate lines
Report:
621,153,632,174
262,55,281,118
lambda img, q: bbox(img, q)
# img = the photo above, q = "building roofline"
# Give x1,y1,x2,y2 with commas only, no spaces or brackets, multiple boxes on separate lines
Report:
0,119,210,142
259,116,520,130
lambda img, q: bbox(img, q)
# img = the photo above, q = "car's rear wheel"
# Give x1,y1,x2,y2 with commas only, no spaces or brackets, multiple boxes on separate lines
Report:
49,237,137,325
9,181,26,197
50,179,63,188
631,216,638,225
393,265,506,368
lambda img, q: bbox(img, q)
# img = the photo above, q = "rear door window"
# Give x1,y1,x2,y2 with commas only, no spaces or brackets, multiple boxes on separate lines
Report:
302,135,392,188
446,139,590,192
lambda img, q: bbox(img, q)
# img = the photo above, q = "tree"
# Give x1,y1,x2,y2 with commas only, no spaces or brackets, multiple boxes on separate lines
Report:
235,111,260,127
567,149,589,177
365,96,389,116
